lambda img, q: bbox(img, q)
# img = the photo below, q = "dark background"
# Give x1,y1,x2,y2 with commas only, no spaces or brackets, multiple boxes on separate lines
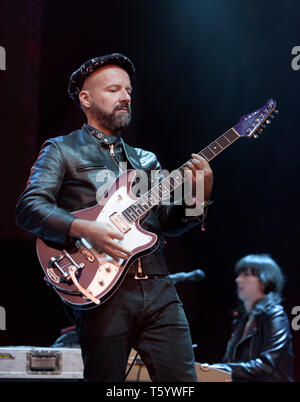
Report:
1,0,300,381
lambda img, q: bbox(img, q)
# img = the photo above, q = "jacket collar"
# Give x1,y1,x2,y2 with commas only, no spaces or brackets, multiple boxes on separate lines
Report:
120,138,143,170
84,124,122,145
231,293,281,319
83,124,143,170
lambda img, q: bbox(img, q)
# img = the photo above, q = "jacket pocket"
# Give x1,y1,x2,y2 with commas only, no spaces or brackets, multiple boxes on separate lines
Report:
76,165,108,173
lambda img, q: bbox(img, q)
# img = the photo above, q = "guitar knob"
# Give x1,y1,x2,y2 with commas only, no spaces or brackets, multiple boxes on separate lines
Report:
258,128,263,133
266,119,271,124
274,109,279,114
253,134,259,138
262,124,266,128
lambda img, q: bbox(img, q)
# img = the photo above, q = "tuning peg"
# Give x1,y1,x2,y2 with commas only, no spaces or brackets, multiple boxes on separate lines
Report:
262,124,266,128
258,128,263,133
274,110,279,114
266,119,271,124
253,134,259,139
270,114,275,118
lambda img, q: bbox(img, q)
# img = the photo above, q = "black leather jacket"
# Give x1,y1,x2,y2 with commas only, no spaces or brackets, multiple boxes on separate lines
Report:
220,295,294,382
16,125,203,275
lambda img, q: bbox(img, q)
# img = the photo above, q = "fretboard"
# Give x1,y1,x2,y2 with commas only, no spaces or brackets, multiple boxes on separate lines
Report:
122,128,239,223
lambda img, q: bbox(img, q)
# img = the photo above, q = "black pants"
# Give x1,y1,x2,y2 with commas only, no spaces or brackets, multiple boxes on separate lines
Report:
74,276,197,382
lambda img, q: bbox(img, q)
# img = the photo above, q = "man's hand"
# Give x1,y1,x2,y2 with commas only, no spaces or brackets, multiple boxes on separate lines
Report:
184,153,213,202
69,219,132,260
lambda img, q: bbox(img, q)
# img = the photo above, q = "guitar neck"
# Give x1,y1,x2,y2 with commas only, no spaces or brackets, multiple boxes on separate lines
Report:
122,128,239,223
197,128,239,162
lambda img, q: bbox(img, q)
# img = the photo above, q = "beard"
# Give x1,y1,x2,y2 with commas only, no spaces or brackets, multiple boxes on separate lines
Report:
89,102,131,134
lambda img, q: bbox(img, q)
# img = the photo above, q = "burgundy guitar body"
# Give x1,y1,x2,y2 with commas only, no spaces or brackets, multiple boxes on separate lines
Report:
36,170,158,310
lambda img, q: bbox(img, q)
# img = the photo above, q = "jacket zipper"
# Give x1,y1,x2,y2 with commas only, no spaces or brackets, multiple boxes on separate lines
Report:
109,144,115,157
109,144,126,173
249,338,254,359
232,328,256,361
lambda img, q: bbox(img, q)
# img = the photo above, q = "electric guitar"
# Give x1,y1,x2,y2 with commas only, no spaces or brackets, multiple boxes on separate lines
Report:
36,99,277,309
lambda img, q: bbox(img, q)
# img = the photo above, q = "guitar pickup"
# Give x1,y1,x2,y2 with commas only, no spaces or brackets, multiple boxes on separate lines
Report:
109,212,131,234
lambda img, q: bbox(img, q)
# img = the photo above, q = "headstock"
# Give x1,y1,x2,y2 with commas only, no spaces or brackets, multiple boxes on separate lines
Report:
233,99,278,139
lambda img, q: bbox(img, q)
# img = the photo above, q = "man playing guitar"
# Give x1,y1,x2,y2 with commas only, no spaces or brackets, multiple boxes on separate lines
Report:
16,53,213,382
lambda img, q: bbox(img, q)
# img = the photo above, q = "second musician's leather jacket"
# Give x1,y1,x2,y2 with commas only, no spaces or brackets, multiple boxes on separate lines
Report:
219,294,294,382
16,125,204,275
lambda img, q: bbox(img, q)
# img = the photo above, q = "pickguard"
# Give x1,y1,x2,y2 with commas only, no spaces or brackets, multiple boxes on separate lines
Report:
83,185,155,298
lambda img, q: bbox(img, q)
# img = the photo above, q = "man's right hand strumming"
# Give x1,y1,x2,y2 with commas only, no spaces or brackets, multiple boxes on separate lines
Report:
69,219,132,260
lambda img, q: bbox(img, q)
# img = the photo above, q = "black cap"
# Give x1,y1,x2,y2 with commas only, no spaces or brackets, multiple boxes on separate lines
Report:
68,53,135,107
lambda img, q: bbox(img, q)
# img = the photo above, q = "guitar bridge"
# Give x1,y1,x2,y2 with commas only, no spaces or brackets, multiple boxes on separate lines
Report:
47,250,84,283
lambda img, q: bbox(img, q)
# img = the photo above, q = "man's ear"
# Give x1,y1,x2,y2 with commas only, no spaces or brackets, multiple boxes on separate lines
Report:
79,90,91,109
